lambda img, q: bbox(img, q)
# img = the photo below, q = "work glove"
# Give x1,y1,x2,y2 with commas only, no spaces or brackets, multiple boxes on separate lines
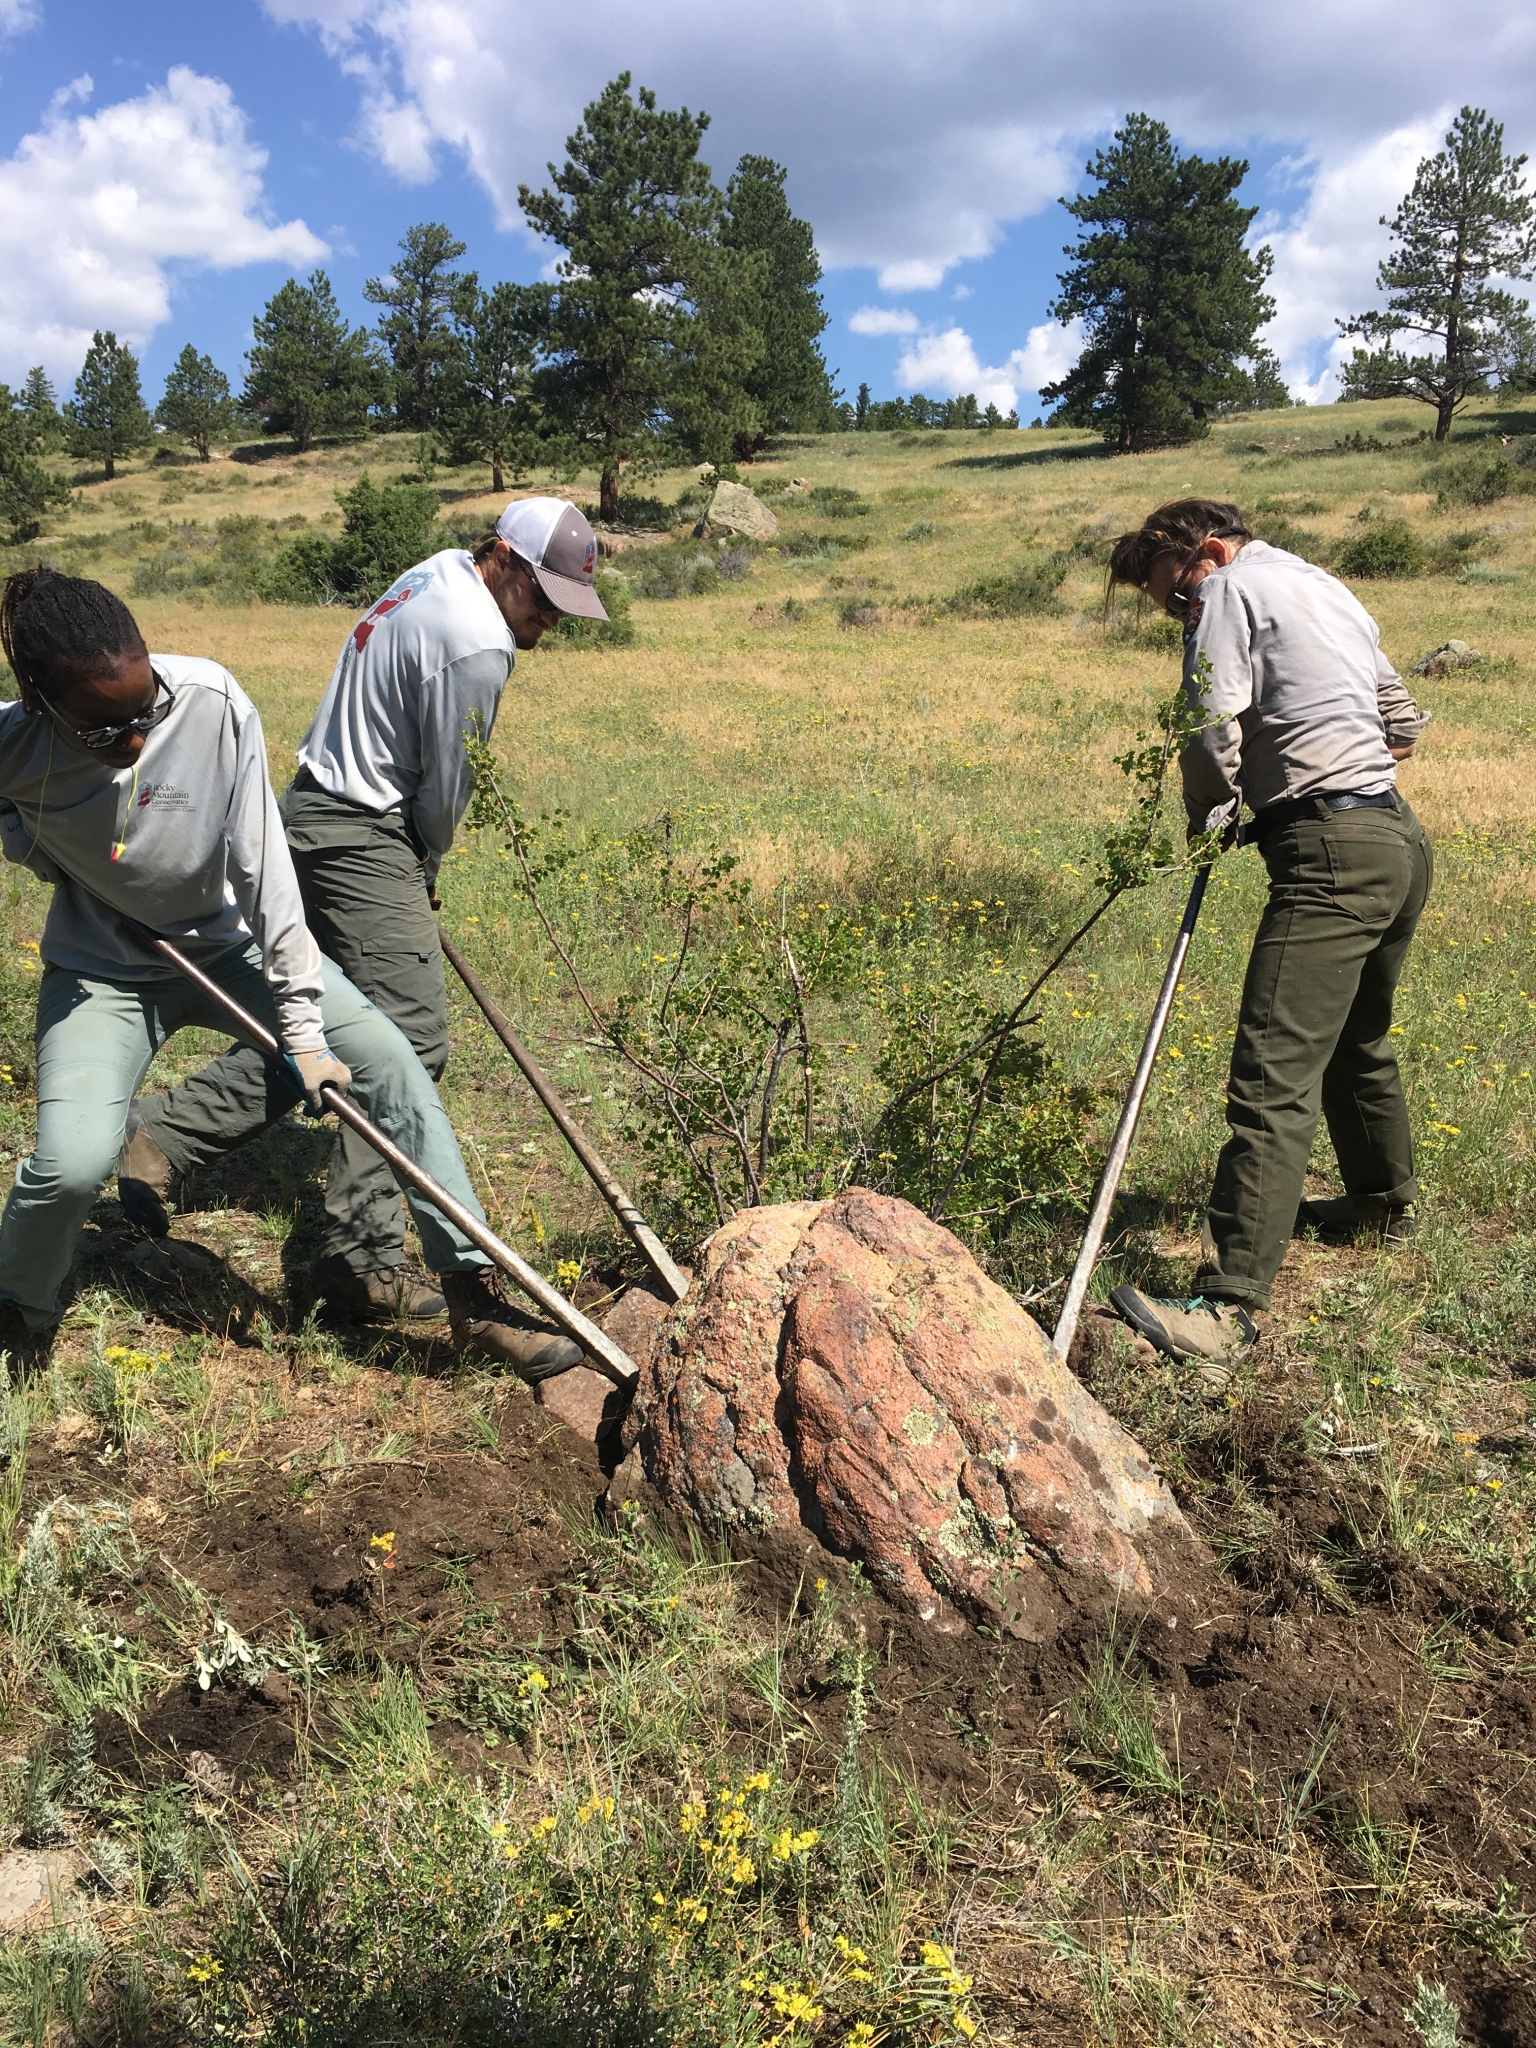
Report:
284,1047,353,1116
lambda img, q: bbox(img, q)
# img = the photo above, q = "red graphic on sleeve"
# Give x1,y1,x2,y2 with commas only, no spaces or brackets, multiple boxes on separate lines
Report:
352,581,418,653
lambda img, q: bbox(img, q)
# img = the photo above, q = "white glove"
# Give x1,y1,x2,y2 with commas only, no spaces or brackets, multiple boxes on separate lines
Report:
285,1047,352,1113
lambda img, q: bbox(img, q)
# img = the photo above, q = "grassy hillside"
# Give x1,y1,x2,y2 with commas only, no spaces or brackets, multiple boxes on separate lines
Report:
1,396,1534,2044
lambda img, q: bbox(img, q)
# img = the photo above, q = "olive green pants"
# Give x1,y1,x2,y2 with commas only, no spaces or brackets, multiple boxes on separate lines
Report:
1195,796,1432,1312
135,784,450,1275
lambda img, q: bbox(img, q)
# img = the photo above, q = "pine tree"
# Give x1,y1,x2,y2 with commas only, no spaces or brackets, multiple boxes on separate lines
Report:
1040,115,1274,451
1340,108,1536,440
721,154,836,455
155,344,236,460
243,272,385,452
519,74,754,521
0,384,69,542
855,382,871,430
19,367,62,448
64,331,154,480
364,223,470,431
440,279,539,493
1217,346,1295,413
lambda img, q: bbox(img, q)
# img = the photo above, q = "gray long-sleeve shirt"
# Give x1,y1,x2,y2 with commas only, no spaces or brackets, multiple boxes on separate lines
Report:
296,550,516,885
1180,540,1429,830
0,656,326,1052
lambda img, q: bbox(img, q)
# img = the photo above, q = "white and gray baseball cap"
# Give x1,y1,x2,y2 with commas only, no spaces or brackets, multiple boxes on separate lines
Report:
494,497,609,620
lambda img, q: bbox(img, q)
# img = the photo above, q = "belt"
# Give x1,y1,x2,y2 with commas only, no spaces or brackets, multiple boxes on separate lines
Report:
1244,788,1398,843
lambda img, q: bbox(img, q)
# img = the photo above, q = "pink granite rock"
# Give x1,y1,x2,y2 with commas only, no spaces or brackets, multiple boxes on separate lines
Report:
622,1190,1195,1636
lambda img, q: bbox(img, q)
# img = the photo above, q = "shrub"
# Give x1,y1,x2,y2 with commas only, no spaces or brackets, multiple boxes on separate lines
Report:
1248,511,1327,563
808,484,868,518
1334,518,1427,580
1427,449,1514,508
548,568,636,648
900,519,934,541
945,555,1068,617
625,542,722,600
717,546,754,581
839,598,881,628
263,474,446,603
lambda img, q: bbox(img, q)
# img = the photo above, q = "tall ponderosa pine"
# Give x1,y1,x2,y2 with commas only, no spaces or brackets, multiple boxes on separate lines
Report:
721,154,836,455
19,367,62,448
441,280,539,493
243,271,384,452
65,331,154,480
155,344,236,460
519,74,757,520
364,222,470,431
1041,115,1274,451
1340,107,1536,440
0,384,69,542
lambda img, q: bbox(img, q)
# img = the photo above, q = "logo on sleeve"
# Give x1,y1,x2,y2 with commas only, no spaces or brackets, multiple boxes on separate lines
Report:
351,568,432,653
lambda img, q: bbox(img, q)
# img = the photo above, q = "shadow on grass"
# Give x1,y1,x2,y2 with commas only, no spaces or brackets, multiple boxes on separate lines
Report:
940,443,1115,472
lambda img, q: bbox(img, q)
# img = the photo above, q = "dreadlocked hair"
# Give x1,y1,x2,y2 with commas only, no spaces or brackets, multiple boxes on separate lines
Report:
1104,498,1253,609
0,566,146,703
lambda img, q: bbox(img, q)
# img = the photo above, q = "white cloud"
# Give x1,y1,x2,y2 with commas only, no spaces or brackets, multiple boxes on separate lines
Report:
849,306,920,336
1010,319,1085,397
1255,118,1446,401
0,66,327,383
261,0,1536,380
0,0,39,36
894,318,1085,414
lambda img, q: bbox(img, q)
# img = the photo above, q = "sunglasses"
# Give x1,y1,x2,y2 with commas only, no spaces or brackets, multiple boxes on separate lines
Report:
37,671,176,750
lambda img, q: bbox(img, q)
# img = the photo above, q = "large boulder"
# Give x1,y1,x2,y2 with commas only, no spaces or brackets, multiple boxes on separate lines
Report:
619,1191,1196,1638
695,479,779,541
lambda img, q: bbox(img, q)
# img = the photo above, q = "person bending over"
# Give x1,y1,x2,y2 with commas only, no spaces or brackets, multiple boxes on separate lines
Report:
0,566,580,1378
1103,499,1431,1366
117,498,607,1332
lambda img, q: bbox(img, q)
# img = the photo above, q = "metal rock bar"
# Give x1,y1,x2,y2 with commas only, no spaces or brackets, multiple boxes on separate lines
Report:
145,934,639,1388
1052,865,1212,1363
439,924,688,1304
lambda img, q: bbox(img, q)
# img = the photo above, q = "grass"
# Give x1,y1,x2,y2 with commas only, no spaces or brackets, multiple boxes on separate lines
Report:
0,397,1534,2042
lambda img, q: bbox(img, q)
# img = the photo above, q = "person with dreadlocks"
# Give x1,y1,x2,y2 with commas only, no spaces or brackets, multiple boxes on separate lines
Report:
0,565,582,1376
1100,499,1432,1368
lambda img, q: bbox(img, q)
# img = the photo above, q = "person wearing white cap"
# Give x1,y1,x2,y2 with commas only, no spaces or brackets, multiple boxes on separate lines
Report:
116,500,609,1374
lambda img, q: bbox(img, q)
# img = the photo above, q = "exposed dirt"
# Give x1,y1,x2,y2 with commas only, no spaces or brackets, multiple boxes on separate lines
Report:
24,1227,1536,2047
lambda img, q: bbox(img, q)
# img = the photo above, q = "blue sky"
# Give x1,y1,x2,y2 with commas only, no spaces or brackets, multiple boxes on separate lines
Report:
0,0,1531,418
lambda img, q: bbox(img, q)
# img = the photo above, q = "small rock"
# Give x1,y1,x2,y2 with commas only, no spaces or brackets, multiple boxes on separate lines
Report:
51,1409,103,1454
258,1671,293,1708
696,479,778,542
0,1850,74,1932
534,1365,625,1444
185,1750,233,1800
601,1284,672,1368
1410,638,1482,677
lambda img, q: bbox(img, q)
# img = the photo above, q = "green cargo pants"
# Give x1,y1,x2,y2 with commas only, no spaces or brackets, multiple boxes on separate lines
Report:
1195,794,1432,1312
134,783,451,1275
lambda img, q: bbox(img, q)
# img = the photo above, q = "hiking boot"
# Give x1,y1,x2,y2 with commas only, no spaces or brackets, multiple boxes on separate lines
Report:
442,1269,585,1383
1109,1285,1259,1364
1296,1193,1417,1246
312,1256,446,1324
116,1103,176,1238
0,1298,57,1365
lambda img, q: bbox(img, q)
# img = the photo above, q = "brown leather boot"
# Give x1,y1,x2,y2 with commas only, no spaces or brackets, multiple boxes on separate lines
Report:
441,1270,584,1382
116,1104,176,1238
1296,1193,1417,1246
312,1256,446,1324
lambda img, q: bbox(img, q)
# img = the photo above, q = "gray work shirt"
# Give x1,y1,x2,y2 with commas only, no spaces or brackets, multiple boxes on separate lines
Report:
1179,540,1428,830
0,656,326,1051
296,549,516,885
